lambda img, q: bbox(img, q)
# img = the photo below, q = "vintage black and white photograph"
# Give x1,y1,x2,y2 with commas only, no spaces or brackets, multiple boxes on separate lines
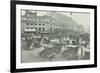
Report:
11,1,97,72
21,10,90,63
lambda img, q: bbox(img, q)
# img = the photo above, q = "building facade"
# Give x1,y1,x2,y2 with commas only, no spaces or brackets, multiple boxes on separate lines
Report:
21,10,59,33
21,10,84,34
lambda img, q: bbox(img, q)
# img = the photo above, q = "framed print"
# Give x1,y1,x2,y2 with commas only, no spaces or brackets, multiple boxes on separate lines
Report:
10,0,97,72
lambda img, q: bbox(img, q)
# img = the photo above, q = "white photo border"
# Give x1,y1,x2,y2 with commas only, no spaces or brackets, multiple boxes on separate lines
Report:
16,4,95,69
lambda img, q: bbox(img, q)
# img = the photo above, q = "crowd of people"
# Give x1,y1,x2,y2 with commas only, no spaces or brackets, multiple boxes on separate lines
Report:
21,31,90,61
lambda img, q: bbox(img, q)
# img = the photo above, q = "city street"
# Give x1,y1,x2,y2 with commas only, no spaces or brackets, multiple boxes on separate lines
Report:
22,47,46,63
22,43,90,63
22,46,67,63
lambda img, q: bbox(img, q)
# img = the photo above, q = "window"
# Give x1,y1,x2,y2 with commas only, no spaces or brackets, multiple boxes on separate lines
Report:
39,27,41,30
27,23,29,25
27,27,29,29
43,24,45,25
39,24,41,25
31,23,33,25
32,27,35,29
35,24,37,25
35,27,37,30
43,27,45,30
50,28,52,30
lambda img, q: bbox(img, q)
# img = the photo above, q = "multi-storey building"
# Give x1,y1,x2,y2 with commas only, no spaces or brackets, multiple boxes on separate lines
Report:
21,10,84,34
21,10,59,34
